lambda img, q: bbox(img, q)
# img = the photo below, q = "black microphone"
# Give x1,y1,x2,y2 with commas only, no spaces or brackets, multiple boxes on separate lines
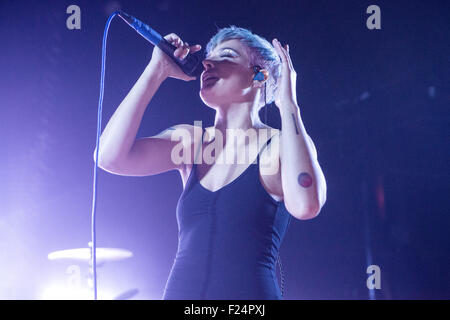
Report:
116,10,204,78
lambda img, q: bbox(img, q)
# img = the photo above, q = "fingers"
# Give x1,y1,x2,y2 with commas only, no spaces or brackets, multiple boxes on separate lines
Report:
164,33,201,61
190,44,202,53
272,38,294,70
176,43,190,60
175,41,202,60
272,38,284,63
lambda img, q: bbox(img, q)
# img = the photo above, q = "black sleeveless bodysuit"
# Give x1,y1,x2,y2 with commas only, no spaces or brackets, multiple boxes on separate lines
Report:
163,129,292,299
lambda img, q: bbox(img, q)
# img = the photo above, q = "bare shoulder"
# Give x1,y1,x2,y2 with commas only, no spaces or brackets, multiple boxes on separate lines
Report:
153,123,196,140
260,126,280,154
172,124,207,184
268,127,281,143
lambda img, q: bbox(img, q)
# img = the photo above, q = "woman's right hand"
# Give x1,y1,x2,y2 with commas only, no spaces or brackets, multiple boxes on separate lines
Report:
149,33,202,81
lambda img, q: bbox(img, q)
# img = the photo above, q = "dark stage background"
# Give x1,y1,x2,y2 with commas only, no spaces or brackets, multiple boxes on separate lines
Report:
0,0,448,299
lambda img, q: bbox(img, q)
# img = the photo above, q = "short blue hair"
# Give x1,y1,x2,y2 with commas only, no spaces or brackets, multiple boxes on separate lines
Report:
205,25,282,107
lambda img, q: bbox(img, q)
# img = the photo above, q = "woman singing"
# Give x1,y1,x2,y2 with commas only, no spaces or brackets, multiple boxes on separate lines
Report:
95,26,327,299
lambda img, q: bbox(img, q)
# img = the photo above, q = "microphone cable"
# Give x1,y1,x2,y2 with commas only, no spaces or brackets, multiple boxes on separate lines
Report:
91,11,120,300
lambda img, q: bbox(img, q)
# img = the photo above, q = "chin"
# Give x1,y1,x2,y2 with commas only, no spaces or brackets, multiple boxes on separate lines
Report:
199,90,221,109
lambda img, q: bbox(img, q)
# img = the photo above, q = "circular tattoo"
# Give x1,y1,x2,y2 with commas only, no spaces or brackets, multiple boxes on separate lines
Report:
298,172,313,188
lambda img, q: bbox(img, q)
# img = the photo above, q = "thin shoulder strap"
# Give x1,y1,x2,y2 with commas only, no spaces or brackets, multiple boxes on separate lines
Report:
257,133,275,164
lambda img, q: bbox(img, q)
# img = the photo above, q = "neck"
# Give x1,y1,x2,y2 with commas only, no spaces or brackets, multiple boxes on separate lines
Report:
215,102,252,131
212,88,265,138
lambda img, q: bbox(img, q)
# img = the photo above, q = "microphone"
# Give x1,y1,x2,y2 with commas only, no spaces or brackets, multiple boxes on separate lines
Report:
116,10,204,78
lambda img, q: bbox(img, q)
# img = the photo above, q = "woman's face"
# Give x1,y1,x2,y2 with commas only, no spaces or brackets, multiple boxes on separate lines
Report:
199,39,256,108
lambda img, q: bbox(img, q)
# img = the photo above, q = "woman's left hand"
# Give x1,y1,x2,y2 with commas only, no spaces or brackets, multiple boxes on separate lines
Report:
272,38,298,109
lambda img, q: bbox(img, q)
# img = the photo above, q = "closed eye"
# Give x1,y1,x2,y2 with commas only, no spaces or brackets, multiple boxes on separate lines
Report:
220,48,237,58
206,49,238,60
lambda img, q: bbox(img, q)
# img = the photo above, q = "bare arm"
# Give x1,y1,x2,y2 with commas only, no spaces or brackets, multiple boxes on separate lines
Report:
102,124,196,177
93,33,202,176
94,61,167,169
279,104,327,220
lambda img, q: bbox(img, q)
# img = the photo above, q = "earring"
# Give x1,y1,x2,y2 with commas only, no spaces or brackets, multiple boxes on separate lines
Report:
252,66,269,82
253,72,266,81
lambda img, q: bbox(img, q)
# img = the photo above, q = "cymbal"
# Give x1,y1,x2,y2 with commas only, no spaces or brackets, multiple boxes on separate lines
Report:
48,248,133,263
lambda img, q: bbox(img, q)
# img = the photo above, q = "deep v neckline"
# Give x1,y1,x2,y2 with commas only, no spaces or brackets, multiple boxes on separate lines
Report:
193,129,274,194
194,159,255,194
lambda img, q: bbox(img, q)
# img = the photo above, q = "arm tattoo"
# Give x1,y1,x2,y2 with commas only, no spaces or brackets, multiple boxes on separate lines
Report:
291,113,299,135
298,172,313,188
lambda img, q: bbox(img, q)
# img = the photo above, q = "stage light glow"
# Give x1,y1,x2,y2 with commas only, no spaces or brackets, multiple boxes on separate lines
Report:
39,283,114,300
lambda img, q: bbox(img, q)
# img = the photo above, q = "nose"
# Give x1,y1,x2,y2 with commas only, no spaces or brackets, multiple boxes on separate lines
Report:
202,58,215,71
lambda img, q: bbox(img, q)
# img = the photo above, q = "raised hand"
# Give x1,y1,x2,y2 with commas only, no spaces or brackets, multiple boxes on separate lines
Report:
150,33,202,81
272,38,298,109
